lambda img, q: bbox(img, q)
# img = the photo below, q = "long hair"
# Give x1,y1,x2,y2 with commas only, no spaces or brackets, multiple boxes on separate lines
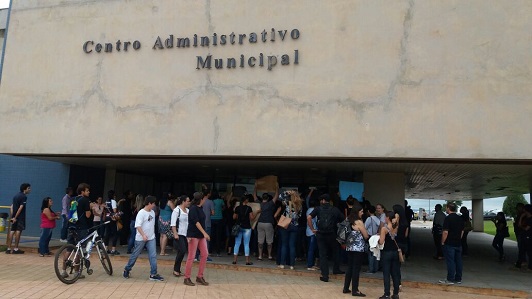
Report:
41,197,52,212
392,204,408,227
134,194,144,212
289,192,302,213
348,205,363,224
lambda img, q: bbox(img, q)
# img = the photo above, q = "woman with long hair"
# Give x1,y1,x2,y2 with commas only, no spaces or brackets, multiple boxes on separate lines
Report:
127,194,144,254
343,205,369,296
183,192,210,286
39,197,60,256
278,190,302,270
492,212,508,261
459,206,471,256
92,196,105,238
232,194,260,265
378,211,401,299
171,195,191,277
159,195,175,256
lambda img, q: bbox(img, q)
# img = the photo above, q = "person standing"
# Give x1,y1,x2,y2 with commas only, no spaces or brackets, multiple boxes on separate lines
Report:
232,194,260,265
92,196,105,238
432,204,446,260
365,206,380,273
171,195,190,277
307,193,345,282
210,190,225,257
104,190,121,255
197,187,214,262
459,206,471,257
278,190,302,270
491,212,508,262
378,211,401,299
39,197,60,256
6,183,31,254
60,187,73,242
183,192,210,286
123,195,164,281
343,206,369,297
254,181,279,261
439,202,465,285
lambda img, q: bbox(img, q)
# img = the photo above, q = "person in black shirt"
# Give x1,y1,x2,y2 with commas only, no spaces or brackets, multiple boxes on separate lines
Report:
6,183,31,254
439,202,465,285
183,192,210,287
232,194,260,265
307,194,345,282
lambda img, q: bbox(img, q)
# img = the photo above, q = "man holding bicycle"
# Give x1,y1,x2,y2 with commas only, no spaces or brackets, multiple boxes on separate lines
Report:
62,183,93,279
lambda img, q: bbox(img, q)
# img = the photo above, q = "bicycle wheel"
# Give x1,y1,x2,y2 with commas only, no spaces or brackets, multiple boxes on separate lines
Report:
54,244,82,284
96,242,113,275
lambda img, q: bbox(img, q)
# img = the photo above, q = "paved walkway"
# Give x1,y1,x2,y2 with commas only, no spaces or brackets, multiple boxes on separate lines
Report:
1,221,531,298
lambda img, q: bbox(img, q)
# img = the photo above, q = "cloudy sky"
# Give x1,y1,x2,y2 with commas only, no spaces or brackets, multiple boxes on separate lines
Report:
408,194,530,213
0,0,8,9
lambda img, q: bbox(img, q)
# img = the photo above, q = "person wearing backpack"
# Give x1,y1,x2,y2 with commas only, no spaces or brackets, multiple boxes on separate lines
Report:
307,193,345,282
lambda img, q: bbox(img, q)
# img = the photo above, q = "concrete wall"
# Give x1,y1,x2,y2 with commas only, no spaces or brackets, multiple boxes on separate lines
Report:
0,1,530,159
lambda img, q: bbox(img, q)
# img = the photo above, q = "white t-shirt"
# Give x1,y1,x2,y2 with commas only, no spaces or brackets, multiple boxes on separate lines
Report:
171,206,189,236
135,208,156,241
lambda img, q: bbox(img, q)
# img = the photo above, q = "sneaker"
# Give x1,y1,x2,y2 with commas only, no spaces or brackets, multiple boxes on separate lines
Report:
438,279,454,285
196,277,209,286
12,249,25,254
278,265,284,269
455,281,462,284
193,258,199,262
5,250,11,254
290,266,294,270
378,296,390,299
319,276,329,282
60,239,67,243
111,250,120,255
391,295,399,299
206,257,213,262
123,269,130,279
61,271,69,278
307,267,317,271
183,278,195,286
149,274,164,281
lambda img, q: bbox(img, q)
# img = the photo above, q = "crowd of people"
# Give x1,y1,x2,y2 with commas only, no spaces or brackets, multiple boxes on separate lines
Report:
3,181,532,298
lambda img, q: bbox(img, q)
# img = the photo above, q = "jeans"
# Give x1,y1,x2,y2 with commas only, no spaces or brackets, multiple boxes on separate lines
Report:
234,228,252,256
316,232,341,279
306,235,317,268
173,235,187,273
280,225,297,266
185,237,208,279
60,215,68,240
492,233,505,259
367,250,378,273
38,228,53,255
381,250,401,296
442,244,463,282
344,251,364,293
125,238,157,276
127,220,136,253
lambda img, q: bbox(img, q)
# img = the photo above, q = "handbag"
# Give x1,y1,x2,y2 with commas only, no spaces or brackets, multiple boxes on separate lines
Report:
464,219,473,232
231,223,241,236
116,220,123,231
277,215,291,229
387,226,405,263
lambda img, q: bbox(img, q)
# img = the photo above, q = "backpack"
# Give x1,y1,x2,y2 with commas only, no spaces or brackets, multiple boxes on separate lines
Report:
317,206,336,233
68,196,81,223
336,218,352,244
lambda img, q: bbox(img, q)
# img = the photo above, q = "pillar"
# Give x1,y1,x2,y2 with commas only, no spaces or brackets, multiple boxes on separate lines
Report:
103,168,116,195
472,198,484,232
363,172,405,211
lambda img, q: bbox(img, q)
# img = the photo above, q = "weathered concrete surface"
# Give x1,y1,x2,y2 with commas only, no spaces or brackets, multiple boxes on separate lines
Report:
0,0,530,159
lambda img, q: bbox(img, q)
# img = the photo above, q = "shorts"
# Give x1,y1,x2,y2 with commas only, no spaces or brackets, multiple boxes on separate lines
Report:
257,222,274,244
11,219,25,231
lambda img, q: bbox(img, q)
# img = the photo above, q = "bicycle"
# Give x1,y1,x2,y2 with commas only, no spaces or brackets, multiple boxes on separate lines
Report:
54,221,113,284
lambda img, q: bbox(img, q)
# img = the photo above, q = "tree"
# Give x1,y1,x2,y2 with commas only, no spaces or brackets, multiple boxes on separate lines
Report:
442,200,463,211
502,195,527,218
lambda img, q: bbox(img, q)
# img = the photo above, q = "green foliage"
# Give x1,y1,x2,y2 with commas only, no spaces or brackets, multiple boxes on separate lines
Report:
502,195,527,218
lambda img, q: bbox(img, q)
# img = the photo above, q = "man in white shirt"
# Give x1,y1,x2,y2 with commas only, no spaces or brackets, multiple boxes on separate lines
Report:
123,196,164,281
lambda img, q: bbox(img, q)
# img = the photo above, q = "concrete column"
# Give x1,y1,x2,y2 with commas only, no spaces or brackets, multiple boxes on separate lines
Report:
103,168,117,195
363,172,405,211
472,198,484,232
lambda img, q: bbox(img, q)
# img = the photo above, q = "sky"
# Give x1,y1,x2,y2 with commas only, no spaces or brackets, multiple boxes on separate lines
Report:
0,0,8,9
407,194,530,213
